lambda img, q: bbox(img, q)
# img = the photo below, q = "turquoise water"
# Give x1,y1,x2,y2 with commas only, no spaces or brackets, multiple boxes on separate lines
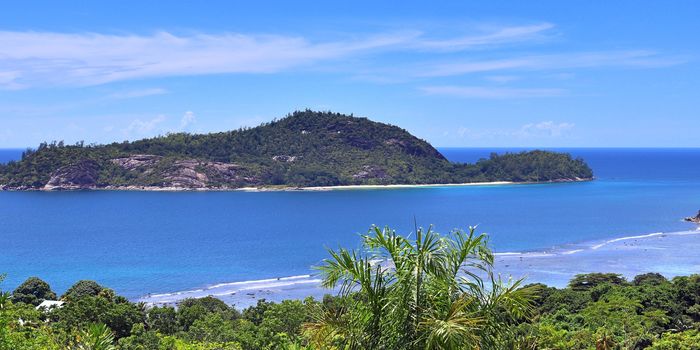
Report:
1,148,699,299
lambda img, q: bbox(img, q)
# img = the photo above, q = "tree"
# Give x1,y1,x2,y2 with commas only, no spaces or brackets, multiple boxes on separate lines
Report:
568,273,626,291
52,294,145,339
633,273,668,286
309,225,536,349
62,280,104,301
146,306,178,335
12,277,57,306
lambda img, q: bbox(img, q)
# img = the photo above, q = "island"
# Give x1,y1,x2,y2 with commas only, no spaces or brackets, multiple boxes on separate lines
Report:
0,110,593,190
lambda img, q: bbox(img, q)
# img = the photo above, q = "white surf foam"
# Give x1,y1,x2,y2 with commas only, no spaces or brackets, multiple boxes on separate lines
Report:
590,232,664,250
140,274,323,304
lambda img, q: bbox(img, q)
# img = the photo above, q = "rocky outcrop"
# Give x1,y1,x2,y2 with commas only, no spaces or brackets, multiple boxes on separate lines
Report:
272,155,298,162
111,155,162,172
352,165,387,180
44,160,100,190
162,160,208,188
684,210,700,224
109,154,256,189
164,160,256,188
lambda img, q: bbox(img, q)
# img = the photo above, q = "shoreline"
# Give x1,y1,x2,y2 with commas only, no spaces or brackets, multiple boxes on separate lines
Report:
1,178,592,192
138,227,700,308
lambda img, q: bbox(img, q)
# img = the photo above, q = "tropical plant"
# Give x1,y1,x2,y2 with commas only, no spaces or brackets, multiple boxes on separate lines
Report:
75,323,116,350
310,225,537,349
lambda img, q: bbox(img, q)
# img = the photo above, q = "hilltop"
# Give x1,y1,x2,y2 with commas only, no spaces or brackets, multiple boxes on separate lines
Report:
0,110,592,190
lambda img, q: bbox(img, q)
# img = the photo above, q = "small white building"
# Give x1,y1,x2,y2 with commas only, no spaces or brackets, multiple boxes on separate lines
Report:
35,300,65,311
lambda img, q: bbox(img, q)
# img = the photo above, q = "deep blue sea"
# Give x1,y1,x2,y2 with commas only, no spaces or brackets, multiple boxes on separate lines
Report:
1,148,699,299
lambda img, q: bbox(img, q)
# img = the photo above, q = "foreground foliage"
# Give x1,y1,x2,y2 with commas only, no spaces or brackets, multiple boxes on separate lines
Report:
311,226,535,349
3,228,700,349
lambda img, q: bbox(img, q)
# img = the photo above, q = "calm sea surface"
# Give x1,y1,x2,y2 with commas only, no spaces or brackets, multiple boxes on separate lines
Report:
1,148,699,297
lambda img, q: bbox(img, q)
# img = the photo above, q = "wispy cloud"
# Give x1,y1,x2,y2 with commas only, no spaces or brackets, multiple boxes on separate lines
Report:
0,24,553,89
421,85,564,98
516,121,575,137
123,115,167,136
421,50,685,77
179,111,197,131
409,23,554,51
108,88,168,99
0,31,411,89
457,121,575,140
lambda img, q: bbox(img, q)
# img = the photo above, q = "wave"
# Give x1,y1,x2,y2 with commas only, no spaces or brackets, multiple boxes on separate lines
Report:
206,275,314,290
141,229,700,305
590,232,664,250
141,274,323,304
495,229,699,260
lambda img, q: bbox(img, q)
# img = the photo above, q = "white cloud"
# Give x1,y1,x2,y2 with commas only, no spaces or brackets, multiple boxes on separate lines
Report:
124,115,166,136
0,31,411,88
421,85,564,98
0,24,555,89
108,88,168,99
456,121,575,140
516,121,575,137
421,50,686,77
180,111,197,131
410,23,554,51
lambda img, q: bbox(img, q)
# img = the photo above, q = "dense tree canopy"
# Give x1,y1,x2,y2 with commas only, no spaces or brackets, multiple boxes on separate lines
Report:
62,280,105,301
11,277,56,306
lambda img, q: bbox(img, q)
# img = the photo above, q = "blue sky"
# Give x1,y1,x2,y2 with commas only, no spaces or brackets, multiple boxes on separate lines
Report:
0,1,698,148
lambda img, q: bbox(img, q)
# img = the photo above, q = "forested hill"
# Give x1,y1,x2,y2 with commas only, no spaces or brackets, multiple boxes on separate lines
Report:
0,110,593,190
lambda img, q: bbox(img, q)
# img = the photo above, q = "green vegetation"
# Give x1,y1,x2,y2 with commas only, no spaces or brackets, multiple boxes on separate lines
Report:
0,110,592,189
3,227,700,349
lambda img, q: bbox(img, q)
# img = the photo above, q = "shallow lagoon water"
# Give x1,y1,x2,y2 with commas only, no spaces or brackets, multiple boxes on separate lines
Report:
1,148,699,306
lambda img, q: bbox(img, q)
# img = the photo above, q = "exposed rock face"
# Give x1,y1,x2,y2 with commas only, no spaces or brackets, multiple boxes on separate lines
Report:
272,155,298,162
352,165,388,180
684,210,700,224
111,155,162,171
44,160,100,190
109,154,256,189
384,138,407,147
163,160,208,188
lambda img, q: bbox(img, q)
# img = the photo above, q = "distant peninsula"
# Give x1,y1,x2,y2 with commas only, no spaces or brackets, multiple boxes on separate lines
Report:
0,110,593,191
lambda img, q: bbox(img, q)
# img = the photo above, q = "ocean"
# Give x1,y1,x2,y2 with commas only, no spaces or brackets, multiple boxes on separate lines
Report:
0,149,23,164
1,148,699,304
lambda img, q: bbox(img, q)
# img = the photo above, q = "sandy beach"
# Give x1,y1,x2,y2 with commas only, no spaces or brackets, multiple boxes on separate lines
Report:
4,178,594,192
299,181,515,191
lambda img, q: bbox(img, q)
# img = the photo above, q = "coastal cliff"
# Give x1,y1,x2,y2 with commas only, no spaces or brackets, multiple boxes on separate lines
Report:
0,110,593,190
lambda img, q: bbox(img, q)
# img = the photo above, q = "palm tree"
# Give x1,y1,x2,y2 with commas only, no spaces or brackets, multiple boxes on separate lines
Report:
75,324,116,350
308,225,537,349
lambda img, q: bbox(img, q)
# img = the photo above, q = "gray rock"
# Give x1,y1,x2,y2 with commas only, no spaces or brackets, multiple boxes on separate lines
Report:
352,165,387,180
44,160,100,190
111,154,162,171
684,210,700,224
272,155,298,162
